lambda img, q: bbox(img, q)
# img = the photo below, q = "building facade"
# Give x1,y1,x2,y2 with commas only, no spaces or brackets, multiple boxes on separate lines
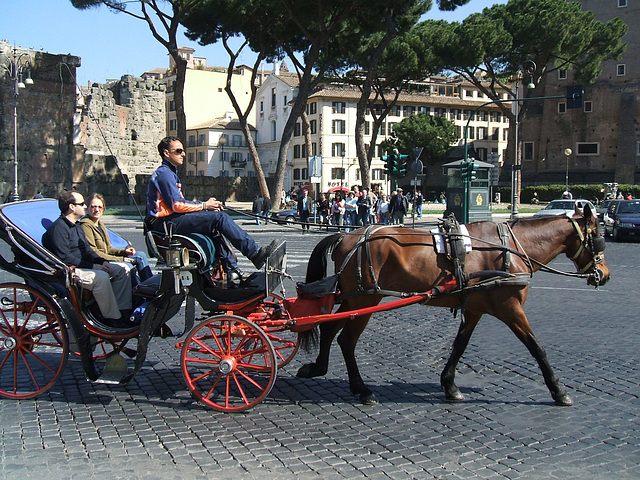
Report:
255,75,511,196
520,0,640,187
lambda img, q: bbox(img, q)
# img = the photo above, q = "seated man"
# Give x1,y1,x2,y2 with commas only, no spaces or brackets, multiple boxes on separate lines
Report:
42,191,134,327
80,193,153,284
145,136,277,287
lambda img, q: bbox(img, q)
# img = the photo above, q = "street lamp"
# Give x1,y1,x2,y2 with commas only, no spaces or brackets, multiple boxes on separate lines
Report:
511,60,537,218
218,135,227,204
564,148,572,195
341,151,345,188
2,45,34,202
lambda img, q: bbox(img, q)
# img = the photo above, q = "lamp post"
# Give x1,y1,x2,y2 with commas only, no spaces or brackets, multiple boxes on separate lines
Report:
3,45,34,202
218,135,227,204
511,60,537,218
341,152,345,188
564,148,572,195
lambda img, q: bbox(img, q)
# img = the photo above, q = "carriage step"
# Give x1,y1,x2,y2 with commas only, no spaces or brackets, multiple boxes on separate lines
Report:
94,354,129,384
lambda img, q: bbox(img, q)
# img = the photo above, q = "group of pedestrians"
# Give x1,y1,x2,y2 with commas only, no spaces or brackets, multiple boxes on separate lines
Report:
311,187,421,230
251,194,272,225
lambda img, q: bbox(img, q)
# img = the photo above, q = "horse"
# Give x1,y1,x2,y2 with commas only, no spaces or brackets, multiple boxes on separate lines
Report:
297,205,609,406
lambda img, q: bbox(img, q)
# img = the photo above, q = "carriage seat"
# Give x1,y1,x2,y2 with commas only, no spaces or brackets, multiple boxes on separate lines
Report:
149,231,219,274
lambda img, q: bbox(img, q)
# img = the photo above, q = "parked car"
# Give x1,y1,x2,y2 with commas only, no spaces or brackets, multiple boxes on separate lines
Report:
596,198,617,222
603,199,640,241
533,199,596,218
270,208,299,224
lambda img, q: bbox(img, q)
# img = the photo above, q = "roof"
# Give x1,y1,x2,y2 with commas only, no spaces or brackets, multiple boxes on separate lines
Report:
188,117,256,132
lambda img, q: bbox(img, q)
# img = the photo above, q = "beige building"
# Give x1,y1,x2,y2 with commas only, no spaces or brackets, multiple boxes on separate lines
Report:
521,0,639,187
255,73,511,195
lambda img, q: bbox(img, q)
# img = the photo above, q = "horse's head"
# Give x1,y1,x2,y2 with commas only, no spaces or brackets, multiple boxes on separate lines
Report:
568,204,609,287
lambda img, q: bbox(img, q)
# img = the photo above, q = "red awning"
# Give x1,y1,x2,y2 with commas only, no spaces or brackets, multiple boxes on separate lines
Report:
327,186,350,193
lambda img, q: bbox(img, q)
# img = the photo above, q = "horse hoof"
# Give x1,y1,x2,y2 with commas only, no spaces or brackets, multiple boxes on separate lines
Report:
296,363,325,378
444,389,465,402
360,392,378,406
553,393,573,406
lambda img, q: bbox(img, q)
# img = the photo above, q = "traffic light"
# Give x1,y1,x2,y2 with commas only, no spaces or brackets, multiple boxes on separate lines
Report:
461,161,477,181
397,154,409,177
382,154,395,176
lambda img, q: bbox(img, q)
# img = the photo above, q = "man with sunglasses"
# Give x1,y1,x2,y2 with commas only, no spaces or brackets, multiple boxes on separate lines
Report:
146,136,277,286
42,191,134,327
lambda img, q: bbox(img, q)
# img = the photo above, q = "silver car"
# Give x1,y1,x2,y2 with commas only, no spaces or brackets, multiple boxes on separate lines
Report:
533,199,596,217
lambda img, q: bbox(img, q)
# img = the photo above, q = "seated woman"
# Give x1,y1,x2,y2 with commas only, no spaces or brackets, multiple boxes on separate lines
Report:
79,193,153,284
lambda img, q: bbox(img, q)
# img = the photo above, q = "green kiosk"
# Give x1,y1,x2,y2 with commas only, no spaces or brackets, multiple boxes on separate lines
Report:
443,159,494,223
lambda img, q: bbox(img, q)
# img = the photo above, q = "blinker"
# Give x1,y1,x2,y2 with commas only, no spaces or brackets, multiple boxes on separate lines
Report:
592,236,605,254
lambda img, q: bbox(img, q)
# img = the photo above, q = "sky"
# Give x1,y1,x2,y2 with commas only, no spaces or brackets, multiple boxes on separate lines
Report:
3,0,506,87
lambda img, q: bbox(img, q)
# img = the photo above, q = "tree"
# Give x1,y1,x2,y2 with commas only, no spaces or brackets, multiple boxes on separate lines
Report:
70,0,203,177
419,0,627,202
344,0,470,189
381,112,458,164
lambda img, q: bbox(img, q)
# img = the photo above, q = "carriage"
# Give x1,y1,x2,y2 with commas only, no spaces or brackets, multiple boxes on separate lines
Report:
0,198,609,412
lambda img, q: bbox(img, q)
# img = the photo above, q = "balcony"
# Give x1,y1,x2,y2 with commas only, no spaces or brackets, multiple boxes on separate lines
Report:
230,159,247,168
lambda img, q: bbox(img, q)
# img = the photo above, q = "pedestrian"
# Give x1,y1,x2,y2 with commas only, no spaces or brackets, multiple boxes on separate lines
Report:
42,191,133,327
145,136,277,287
414,190,424,219
252,194,264,225
261,195,272,224
316,193,330,229
389,188,409,225
345,191,357,232
80,193,153,285
297,189,313,233
377,194,389,224
357,188,372,227
331,193,345,228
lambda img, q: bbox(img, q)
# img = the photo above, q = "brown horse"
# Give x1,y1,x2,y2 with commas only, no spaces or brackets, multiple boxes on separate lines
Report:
297,205,609,406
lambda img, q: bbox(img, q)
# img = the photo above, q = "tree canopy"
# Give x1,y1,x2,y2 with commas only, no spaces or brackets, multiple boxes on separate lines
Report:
383,112,458,162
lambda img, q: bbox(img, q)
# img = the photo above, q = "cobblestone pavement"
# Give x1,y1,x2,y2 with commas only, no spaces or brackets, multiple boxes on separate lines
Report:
0,211,638,479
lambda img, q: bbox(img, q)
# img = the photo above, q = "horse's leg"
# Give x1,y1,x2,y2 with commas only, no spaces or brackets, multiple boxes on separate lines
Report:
336,314,377,405
440,311,482,402
296,319,346,378
504,311,573,406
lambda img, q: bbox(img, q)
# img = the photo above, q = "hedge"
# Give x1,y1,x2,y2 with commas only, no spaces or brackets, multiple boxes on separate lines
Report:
493,184,640,205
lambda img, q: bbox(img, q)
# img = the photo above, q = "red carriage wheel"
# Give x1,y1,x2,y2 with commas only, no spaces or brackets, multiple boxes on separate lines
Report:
0,283,69,399
261,326,299,369
180,315,277,412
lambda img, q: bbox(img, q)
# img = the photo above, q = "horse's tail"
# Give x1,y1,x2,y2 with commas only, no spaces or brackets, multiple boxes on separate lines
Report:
305,232,344,283
300,233,344,353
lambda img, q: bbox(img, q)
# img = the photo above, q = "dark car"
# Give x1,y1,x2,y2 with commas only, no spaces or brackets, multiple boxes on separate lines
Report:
270,208,299,224
603,199,640,241
596,198,617,222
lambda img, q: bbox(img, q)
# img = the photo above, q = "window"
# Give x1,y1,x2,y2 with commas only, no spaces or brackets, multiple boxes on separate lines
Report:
308,102,317,115
364,121,370,135
260,101,264,112
584,101,593,113
271,121,277,141
619,0,627,7
372,169,384,180
293,169,301,180
169,119,177,131
331,168,345,180
465,90,474,98
198,134,206,146
332,101,346,114
523,142,534,161
294,123,301,137
232,134,242,147
187,152,195,164
188,135,196,147
558,70,567,80
293,145,301,159
311,143,317,155
477,127,487,140
332,120,346,134
302,144,307,158
271,88,276,107
310,120,317,134
558,102,567,114
169,100,176,112
332,142,346,157
617,64,626,76
283,95,288,106
198,151,205,163
576,142,599,156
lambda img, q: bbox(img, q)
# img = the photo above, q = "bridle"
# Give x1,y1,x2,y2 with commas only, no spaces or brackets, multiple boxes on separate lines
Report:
568,216,607,284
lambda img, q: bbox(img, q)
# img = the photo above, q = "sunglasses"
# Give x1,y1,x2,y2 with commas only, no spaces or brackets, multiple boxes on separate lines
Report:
89,205,104,209
169,148,185,154
71,201,86,207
